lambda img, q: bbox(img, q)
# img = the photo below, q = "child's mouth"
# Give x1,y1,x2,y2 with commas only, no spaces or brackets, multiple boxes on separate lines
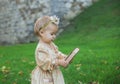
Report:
51,39,54,41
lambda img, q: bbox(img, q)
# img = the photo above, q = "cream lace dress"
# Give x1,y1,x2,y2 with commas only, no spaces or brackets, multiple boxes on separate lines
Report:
31,41,66,84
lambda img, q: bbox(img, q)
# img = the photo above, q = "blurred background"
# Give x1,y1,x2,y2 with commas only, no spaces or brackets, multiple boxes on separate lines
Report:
0,0,97,45
0,0,120,84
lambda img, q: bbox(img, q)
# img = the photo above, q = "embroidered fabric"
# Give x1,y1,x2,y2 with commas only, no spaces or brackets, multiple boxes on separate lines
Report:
31,41,65,84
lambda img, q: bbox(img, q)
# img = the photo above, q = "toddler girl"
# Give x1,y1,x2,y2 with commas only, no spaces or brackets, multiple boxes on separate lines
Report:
31,15,68,84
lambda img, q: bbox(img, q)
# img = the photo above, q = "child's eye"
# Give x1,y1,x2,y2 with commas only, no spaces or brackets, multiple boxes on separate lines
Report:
51,33,54,35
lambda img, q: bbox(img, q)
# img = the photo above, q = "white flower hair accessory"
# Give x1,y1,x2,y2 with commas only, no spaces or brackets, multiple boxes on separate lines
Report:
50,15,60,25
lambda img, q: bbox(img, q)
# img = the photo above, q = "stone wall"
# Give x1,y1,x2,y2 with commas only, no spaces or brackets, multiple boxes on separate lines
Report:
0,0,98,45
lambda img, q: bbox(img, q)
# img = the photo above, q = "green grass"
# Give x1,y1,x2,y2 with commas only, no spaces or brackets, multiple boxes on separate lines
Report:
0,43,37,84
0,0,120,84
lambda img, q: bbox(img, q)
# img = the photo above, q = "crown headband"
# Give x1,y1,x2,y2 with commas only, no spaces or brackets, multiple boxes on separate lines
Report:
39,15,60,31
50,15,59,25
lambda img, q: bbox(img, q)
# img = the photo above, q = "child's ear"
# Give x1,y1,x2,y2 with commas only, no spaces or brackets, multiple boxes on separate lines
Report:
39,30,44,36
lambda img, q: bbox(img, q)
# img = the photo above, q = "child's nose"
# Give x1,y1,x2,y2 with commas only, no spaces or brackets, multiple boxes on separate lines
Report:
53,35,56,39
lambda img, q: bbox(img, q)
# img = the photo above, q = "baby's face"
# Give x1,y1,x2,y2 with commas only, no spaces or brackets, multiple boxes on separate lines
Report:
40,23,58,44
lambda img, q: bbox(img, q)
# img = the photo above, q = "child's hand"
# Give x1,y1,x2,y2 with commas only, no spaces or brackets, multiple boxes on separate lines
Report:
57,59,69,67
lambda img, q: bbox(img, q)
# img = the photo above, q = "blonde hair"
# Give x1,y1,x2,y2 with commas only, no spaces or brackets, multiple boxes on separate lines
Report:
34,15,59,36
34,16,51,36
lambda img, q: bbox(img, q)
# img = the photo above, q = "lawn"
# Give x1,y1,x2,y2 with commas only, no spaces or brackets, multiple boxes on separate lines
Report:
0,0,120,84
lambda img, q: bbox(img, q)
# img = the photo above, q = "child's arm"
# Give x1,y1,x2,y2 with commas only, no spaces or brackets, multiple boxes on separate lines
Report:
54,58,68,67
57,51,67,59
51,42,67,59
36,47,68,71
